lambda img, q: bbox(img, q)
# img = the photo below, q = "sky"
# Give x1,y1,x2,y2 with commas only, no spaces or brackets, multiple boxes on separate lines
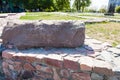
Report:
89,0,109,10
71,0,109,10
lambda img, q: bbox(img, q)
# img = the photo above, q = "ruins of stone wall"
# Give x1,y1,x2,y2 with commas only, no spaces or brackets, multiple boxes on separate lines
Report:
2,50,119,80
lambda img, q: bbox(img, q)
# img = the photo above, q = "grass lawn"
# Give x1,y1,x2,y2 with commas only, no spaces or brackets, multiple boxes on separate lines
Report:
75,13,120,19
20,12,85,20
20,12,120,47
86,22,120,46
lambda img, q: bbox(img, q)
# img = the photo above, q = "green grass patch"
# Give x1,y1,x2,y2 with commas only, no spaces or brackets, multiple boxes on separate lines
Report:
86,22,120,47
20,12,85,20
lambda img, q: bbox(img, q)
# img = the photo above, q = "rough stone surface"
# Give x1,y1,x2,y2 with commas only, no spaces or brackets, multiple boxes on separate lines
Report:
91,73,104,80
72,72,91,80
1,20,85,49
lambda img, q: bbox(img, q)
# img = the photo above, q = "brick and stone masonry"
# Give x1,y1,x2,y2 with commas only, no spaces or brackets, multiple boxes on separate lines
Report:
2,48,118,80
1,20,120,80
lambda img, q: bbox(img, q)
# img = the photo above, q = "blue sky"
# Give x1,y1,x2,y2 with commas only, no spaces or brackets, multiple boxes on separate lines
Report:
71,0,109,10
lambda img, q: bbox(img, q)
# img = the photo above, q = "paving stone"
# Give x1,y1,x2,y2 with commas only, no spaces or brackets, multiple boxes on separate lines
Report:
88,52,101,58
116,44,120,49
88,44,102,52
113,57,120,67
83,45,94,51
85,36,91,39
102,42,112,50
95,51,115,62
75,47,88,56
107,48,120,55
85,39,102,45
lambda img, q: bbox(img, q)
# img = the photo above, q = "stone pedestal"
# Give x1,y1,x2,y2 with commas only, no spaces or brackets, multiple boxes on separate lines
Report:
1,20,85,49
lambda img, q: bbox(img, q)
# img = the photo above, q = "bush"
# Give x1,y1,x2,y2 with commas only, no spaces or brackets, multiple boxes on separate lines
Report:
115,6,120,13
99,8,107,13
87,9,97,13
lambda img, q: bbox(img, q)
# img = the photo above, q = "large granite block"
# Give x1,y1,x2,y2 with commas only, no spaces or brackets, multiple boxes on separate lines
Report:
1,20,85,49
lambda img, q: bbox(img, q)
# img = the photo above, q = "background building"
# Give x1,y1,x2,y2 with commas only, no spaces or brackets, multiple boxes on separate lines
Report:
108,0,120,12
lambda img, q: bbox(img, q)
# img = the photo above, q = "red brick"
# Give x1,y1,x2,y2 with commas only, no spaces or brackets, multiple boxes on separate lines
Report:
93,59,113,76
14,61,22,71
26,56,36,63
60,69,70,78
2,62,9,68
35,64,53,74
2,50,14,59
93,67,113,76
23,63,35,71
72,72,91,80
64,59,79,71
44,58,63,68
37,71,53,79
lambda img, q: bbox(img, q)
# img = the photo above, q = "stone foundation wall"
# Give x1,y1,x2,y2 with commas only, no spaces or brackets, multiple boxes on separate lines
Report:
2,49,120,80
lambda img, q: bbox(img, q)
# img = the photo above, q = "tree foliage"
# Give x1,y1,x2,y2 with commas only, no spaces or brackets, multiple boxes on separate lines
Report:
73,0,91,12
22,0,55,11
5,0,91,12
54,0,70,11
115,6,120,13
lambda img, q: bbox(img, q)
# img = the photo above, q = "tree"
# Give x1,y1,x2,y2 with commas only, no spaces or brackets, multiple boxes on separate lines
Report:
115,6,120,13
73,0,91,12
54,0,70,11
99,6,107,13
21,0,55,11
